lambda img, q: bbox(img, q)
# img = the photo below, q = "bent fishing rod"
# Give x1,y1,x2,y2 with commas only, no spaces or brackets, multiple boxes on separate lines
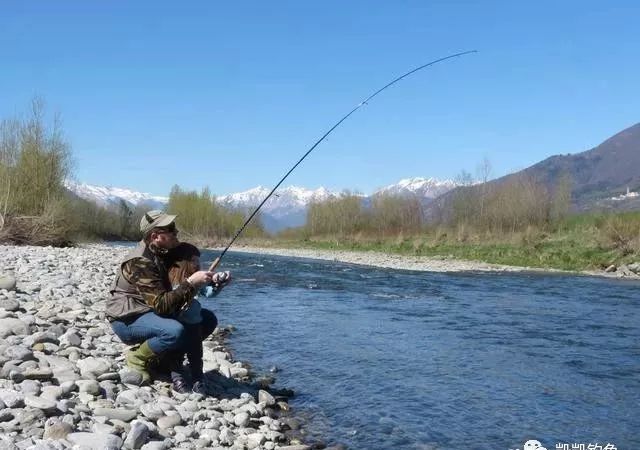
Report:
209,49,477,272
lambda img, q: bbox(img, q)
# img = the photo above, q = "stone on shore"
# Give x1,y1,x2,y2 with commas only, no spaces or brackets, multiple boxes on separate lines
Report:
0,274,16,291
0,318,29,338
124,420,150,449
76,357,111,379
67,432,124,449
157,413,182,430
94,407,139,422
24,395,58,415
43,418,73,440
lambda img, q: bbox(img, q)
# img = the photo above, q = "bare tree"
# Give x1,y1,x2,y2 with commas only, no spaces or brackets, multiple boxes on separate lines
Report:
476,157,492,222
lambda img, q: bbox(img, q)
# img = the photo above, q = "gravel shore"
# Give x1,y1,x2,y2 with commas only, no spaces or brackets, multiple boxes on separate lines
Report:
0,244,312,450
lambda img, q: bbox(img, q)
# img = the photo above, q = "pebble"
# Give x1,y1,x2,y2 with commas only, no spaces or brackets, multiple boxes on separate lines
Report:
0,244,303,449
124,421,150,449
94,407,138,422
18,380,40,396
76,380,101,395
66,432,123,449
24,395,58,415
0,274,16,291
0,299,20,312
0,318,29,338
259,389,276,406
76,357,110,379
119,369,143,386
0,389,24,408
22,368,53,381
140,403,164,421
43,419,73,440
157,413,182,429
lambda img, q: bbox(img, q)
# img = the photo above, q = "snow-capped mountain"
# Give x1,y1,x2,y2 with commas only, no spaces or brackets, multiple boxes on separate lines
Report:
218,186,336,232
64,181,169,210
374,177,458,199
65,177,458,233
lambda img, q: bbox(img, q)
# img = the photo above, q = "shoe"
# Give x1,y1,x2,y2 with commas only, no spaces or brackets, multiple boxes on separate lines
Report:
125,341,156,384
150,351,183,376
171,371,190,394
192,380,207,395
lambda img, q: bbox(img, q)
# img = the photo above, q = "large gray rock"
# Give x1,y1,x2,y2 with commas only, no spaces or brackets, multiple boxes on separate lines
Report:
66,432,123,450
0,318,29,338
258,390,276,406
43,418,73,440
5,346,34,362
76,379,101,395
22,368,54,381
218,427,236,446
24,395,58,415
140,442,168,450
124,421,149,449
0,389,24,408
22,332,59,347
0,299,19,312
0,275,16,291
246,432,266,449
119,369,143,386
38,355,79,383
628,262,640,273
58,330,82,348
76,357,110,379
234,412,250,427
139,404,164,421
19,379,41,396
41,385,63,401
156,414,182,430
94,407,138,422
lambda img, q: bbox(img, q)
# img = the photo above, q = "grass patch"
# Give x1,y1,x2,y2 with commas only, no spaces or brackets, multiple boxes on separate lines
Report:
263,212,640,272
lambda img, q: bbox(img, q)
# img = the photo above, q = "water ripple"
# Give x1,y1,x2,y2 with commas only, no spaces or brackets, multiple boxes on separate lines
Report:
206,250,640,450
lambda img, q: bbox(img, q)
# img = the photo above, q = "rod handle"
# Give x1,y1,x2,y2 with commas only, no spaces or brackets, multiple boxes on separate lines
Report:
208,256,221,273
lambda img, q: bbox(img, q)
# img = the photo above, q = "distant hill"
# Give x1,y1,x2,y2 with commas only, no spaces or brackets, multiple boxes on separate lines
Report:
65,177,459,233
430,122,640,215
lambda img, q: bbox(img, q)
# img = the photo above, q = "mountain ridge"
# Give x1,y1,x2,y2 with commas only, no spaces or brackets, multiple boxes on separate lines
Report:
65,177,458,233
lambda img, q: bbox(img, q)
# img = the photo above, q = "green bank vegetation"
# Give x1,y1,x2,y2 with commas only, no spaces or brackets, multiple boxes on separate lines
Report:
165,185,264,246
0,100,155,244
274,175,640,271
0,100,264,246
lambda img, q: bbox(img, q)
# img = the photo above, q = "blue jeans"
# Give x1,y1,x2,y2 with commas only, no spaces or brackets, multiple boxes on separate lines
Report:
111,307,218,355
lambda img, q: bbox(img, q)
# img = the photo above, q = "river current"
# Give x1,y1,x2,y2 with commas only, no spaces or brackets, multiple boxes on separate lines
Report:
201,250,639,450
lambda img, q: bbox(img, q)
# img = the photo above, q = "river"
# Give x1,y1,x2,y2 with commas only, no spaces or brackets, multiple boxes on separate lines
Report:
202,250,640,450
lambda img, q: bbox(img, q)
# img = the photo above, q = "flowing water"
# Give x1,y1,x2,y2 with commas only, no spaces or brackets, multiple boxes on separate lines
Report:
201,250,639,450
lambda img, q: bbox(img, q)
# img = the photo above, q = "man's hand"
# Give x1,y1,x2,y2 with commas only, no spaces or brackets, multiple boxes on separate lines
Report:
187,270,214,288
202,271,232,297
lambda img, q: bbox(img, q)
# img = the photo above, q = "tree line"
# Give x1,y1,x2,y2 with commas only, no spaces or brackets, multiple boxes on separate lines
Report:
301,190,425,238
0,100,263,246
296,165,573,240
166,185,264,244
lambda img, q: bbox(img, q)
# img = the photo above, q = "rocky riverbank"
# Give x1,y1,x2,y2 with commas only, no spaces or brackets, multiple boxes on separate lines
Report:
0,244,312,450
229,245,640,280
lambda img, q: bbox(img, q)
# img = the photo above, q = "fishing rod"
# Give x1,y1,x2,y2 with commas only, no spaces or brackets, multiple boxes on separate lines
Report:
208,49,477,272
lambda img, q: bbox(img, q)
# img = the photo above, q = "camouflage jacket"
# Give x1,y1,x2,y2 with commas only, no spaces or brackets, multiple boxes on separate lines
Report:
107,241,197,320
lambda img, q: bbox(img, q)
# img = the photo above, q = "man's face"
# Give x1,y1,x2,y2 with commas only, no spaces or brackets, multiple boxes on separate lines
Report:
151,225,180,249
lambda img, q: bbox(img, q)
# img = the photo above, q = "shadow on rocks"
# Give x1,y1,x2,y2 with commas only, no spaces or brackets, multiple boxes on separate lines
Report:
202,369,295,400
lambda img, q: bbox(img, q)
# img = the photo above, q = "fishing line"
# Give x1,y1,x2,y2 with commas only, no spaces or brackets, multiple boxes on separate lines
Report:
209,49,477,272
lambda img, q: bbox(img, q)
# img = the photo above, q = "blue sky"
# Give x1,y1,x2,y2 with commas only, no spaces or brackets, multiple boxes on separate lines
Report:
1,1,638,196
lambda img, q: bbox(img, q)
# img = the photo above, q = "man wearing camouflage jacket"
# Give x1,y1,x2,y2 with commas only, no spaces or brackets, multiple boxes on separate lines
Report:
106,210,224,391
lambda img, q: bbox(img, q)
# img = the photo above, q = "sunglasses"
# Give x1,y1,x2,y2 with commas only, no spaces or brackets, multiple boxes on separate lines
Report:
156,224,178,235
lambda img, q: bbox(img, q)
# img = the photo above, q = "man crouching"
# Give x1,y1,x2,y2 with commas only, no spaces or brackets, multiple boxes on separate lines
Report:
106,210,225,393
